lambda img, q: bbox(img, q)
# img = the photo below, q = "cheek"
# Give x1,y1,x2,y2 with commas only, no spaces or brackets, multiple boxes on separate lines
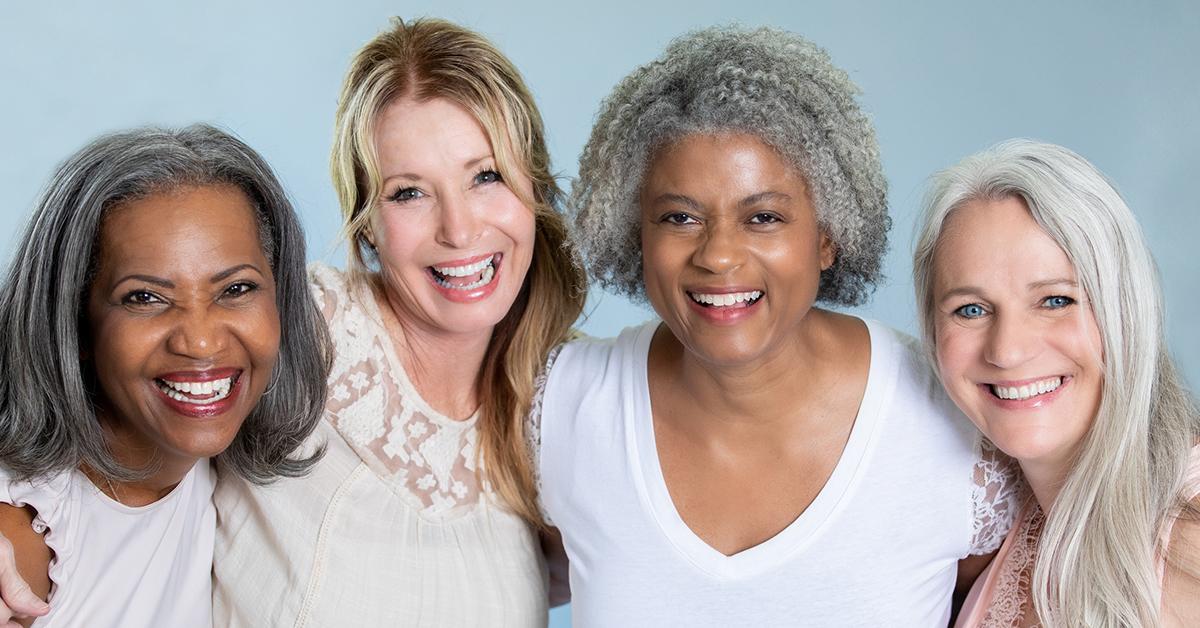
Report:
239,301,282,368
371,211,425,269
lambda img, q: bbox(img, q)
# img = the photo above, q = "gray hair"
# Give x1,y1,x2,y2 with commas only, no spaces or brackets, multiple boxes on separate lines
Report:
0,125,332,485
913,139,1200,626
570,25,889,305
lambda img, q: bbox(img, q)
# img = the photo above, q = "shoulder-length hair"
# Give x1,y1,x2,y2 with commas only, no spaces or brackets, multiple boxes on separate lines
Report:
570,25,890,307
0,125,332,485
330,17,587,525
913,139,1200,626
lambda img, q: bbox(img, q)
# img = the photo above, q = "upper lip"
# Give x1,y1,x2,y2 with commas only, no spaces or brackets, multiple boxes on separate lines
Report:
984,375,1068,387
156,367,242,383
429,252,498,268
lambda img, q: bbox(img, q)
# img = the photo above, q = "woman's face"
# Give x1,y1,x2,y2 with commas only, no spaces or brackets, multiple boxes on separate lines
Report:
370,96,536,336
86,185,280,469
932,196,1104,469
640,133,834,366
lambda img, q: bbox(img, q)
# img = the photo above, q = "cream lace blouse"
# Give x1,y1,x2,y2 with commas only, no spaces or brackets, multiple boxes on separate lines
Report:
211,263,548,627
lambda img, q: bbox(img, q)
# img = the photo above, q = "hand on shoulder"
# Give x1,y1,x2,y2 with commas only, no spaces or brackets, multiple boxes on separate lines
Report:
0,503,52,626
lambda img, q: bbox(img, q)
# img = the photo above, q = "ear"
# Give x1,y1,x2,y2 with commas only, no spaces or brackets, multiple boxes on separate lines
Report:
819,232,836,271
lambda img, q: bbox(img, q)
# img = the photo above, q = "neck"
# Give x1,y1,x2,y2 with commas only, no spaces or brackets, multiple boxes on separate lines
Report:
1020,455,1074,513
378,281,492,421
659,312,834,433
84,417,199,507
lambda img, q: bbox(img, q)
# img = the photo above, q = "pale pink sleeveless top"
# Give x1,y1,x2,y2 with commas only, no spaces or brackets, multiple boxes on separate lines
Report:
956,444,1200,627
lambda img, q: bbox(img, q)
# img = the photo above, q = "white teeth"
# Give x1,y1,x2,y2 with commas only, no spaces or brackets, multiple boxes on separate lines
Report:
432,255,495,277
688,291,763,307
991,377,1062,401
158,376,234,404
433,262,496,291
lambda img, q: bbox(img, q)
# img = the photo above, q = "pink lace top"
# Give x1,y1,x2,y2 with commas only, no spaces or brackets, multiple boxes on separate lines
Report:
956,444,1200,627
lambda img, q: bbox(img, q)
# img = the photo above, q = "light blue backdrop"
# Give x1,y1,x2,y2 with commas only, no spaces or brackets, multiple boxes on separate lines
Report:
2,2,1197,625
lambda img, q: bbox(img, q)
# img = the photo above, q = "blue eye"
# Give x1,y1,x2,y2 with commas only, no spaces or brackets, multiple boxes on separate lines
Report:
954,303,987,319
388,187,423,203
1042,295,1075,309
474,169,503,185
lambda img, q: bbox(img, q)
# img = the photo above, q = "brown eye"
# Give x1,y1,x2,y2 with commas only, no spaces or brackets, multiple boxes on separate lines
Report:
122,290,163,306
223,281,259,298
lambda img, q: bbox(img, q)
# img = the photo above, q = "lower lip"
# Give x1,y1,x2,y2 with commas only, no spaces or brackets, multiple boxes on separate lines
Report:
154,377,243,418
981,377,1071,410
427,258,502,303
685,295,763,325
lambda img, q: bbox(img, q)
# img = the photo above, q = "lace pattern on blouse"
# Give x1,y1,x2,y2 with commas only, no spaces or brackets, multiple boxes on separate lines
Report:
970,438,1023,554
981,500,1044,628
310,264,486,519
525,343,565,524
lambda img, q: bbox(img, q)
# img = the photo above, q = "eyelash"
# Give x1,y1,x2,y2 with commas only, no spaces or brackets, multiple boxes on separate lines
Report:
951,295,1076,319
120,281,259,307
386,168,504,204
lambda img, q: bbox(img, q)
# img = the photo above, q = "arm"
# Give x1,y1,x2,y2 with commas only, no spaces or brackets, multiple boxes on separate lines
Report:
951,551,994,624
0,504,52,628
539,526,570,607
1162,501,1200,627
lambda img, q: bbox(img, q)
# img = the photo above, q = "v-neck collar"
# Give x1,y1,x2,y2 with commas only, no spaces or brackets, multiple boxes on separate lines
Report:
626,318,897,580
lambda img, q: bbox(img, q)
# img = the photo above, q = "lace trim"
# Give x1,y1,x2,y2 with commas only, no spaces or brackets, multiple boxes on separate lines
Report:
981,502,1044,628
525,343,565,524
310,264,487,519
970,438,1023,554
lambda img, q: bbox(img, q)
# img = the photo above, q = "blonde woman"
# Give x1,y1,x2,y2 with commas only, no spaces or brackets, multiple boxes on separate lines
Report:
914,139,1200,626
211,18,585,626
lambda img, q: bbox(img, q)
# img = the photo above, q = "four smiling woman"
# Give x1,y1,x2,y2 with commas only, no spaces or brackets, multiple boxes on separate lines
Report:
0,16,1196,628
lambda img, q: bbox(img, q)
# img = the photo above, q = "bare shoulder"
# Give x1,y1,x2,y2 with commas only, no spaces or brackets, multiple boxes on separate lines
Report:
0,503,52,601
1162,496,1200,626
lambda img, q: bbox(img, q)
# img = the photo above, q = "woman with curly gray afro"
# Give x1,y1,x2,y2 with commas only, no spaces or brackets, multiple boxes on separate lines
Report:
532,26,1019,625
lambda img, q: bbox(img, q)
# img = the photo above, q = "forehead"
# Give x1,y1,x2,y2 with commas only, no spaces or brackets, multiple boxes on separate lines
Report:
96,185,265,275
641,133,806,197
374,97,494,168
934,196,1078,289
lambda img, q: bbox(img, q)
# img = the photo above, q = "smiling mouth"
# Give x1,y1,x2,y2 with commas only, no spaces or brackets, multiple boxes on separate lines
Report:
155,372,240,405
988,376,1063,401
428,253,499,291
687,290,764,308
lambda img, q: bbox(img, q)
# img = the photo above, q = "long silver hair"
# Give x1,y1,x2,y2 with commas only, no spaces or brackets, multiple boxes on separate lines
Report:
914,139,1199,626
0,125,331,484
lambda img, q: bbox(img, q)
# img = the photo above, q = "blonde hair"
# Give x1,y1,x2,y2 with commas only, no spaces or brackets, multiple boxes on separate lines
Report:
914,139,1200,626
330,17,586,524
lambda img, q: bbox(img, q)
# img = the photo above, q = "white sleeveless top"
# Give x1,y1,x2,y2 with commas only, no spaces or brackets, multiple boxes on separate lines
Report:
0,460,215,628
533,320,1019,627
212,263,548,627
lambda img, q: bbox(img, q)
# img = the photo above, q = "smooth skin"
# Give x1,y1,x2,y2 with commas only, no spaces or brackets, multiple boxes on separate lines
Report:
639,133,869,556
932,195,1200,625
0,185,280,626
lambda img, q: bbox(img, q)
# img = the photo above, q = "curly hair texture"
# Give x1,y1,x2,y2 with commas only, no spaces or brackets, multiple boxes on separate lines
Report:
570,25,889,306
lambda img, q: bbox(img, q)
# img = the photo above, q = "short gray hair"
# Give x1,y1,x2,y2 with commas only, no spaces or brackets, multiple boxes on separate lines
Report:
913,139,1200,626
0,125,331,485
570,25,889,305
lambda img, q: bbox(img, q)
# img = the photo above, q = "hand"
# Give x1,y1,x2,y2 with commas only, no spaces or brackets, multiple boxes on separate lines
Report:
0,533,49,628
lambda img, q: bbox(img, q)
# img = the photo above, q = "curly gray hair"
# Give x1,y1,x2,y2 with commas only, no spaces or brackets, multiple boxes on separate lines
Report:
570,25,890,305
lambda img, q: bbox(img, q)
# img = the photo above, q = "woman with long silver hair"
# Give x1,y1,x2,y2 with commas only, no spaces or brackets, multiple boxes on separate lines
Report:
913,139,1200,626
0,125,330,627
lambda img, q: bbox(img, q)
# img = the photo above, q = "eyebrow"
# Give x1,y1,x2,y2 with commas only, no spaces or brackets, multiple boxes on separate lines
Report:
111,264,266,291
381,153,495,184
937,277,1079,304
647,190,791,211
648,193,702,211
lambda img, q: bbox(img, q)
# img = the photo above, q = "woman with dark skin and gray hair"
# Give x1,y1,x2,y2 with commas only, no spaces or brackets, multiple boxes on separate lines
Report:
530,26,1018,625
0,125,329,627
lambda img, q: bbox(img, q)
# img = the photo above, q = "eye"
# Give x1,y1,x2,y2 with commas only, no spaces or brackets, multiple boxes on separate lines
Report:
748,212,782,225
122,290,165,307
661,212,699,226
387,187,423,203
953,303,987,319
222,281,260,299
473,169,503,185
1042,295,1075,309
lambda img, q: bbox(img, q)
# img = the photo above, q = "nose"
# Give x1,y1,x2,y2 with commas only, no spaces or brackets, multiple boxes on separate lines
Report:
691,221,746,274
983,312,1041,369
436,191,484,248
166,306,228,360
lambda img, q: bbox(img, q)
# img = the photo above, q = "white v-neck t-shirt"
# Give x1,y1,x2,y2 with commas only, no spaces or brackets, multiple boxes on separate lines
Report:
534,320,1018,627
